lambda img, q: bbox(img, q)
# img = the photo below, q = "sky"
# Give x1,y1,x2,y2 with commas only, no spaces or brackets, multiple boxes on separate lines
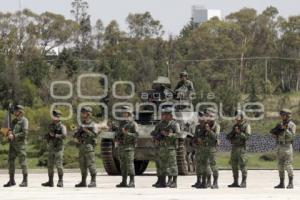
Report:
0,0,299,36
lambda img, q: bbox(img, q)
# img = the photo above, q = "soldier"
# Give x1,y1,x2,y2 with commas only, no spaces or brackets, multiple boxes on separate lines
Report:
174,71,195,101
151,107,180,188
74,106,98,188
271,109,295,189
192,109,220,189
42,110,67,187
115,106,139,188
4,105,29,187
226,110,251,188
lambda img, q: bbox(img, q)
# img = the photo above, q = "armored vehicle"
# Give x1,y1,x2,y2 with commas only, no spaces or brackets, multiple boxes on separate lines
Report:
100,76,197,175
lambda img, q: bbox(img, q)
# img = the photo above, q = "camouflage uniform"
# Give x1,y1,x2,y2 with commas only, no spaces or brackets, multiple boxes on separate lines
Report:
151,111,180,188
75,107,98,188
174,71,195,101
193,121,220,189
116,118,139,188
226,118,251,188
4,105,29,187
272,109,296,189
42,110,67,187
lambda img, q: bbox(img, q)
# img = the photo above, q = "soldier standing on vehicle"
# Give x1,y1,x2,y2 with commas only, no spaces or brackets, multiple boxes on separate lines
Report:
192,109,220,189
74,106,98,188
271,109,295,189
226,110,251,188
151,107,180,188
42,110,67,187
115,106,139,188
174,71,195,101
4,105,29,187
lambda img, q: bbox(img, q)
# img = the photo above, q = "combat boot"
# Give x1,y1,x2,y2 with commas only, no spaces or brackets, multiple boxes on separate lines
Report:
206,175,212,188
228,176,240,188
156,176,167,188
211,175,219,189
116,175,128,188
274,178,285,189
42,173,54,187
169,176,177,188
88,174,96,188
57,175,63,187
3,173,16,187
19,174,28,187
197,175,207,189
128,176,135,188
75,175,87,187
191,176,201,188
166,176,172,187
286,176,293,189
152,176,160,187
240,175,247,188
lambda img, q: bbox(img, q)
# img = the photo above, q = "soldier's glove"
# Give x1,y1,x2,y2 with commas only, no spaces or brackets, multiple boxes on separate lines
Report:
122,128,129,135
161,130,169,136
49,132,55,137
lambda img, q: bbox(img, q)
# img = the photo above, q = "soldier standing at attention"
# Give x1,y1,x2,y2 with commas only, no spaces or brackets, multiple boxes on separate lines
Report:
271,109,295,189
42,110,67,187
115,106,139,188
151,107,180,188
74,106,98,188
192,109,220,189
4,105,29,187
174,71,195,101
226,110,251,188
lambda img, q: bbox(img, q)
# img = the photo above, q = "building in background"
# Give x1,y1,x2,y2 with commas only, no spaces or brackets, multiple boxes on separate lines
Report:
191,5,222,24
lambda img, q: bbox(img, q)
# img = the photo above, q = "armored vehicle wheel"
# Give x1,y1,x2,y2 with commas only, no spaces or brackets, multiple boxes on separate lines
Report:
134,160,149,175
100,139,121,175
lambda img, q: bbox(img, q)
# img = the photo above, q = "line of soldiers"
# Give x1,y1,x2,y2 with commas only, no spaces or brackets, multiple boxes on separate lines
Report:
0,71,295,188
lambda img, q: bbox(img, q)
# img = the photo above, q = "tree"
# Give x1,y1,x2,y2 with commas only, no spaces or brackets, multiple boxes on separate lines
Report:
93,19,105,50
126,12,164,39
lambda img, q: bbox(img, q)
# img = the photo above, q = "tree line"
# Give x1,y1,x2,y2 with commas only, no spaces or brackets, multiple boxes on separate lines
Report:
0,0,299,114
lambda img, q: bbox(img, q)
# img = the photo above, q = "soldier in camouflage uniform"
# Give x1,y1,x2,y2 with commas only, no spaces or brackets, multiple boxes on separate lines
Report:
42,110,67,187
226,110,251,188
115,106,139,188
271,109,295,189
151,107,180,188
74,106,98,188
174,71,195,101
192,109,220,189
4,105,29,187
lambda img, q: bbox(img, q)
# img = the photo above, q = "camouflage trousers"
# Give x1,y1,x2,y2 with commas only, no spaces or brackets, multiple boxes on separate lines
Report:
230,147,248,178
158,146,178,176
195,146,218,177
8,143,28,175
277,144,293,178
78,144,97,178
47,145,64,176
118,148,135,176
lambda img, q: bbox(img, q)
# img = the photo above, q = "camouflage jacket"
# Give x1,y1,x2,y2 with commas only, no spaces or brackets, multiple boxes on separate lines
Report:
151,119,181,149
194,121,220,148
46,121,67,148
276,120,296,145
226,121,251,148
75,119,98,147
12,116,29,144
115,120,139,150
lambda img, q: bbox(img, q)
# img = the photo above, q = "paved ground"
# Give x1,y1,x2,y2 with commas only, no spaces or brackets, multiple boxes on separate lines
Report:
0,170,299,200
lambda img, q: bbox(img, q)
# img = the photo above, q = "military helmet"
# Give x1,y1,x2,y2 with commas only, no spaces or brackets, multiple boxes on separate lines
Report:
180,71,188,78
81,106,93,113
14,105,24,112
52,109,62,117
121,105,134,114
161,107,174,114
280,108,292,116
235,110,245,119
